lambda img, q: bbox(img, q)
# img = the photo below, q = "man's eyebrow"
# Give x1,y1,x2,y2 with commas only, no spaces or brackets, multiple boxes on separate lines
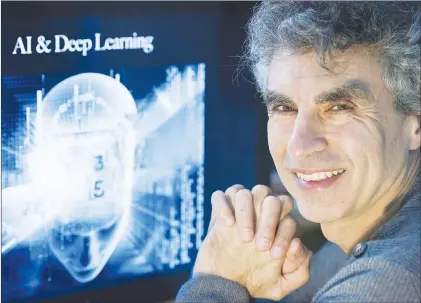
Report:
264,79,375,107
263,91,294,108
314,79,375,104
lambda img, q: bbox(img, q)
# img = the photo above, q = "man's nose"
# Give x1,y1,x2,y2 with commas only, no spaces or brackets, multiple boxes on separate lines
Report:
287,112,327,160
80,234,100,268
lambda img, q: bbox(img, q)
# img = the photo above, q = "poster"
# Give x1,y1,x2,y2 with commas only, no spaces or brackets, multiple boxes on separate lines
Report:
1,64,206,301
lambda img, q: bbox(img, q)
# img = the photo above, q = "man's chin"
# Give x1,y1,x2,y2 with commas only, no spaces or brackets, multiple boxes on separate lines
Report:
65,263,105,283
295,199,346,224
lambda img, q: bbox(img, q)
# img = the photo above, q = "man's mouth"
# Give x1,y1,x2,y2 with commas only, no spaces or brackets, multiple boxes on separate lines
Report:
295,169,345,182
292,169,346,190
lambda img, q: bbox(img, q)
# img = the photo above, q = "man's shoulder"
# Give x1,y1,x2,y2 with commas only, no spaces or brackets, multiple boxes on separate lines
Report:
312,189,421,302
312,253,421,302
367,231,420,278
343,198,420,284
368,186,421,274
340,229,420,284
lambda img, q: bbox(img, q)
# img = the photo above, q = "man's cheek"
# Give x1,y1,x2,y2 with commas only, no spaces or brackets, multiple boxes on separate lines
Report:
267,129,287,163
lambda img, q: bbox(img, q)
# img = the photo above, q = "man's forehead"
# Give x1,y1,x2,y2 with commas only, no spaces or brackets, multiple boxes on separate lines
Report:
265,78,375,107
267,48,381,98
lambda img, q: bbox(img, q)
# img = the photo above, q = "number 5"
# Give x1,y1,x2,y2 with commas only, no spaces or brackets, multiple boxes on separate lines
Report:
93,180,104,198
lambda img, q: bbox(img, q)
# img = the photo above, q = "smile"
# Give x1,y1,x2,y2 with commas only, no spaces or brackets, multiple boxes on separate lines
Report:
292,168,346,190
295,169,345,182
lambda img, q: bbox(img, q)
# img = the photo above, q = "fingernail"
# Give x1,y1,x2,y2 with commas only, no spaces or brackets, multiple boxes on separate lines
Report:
271,246,285,259
242,228,254,242
256,238,271,251
221,213,234,226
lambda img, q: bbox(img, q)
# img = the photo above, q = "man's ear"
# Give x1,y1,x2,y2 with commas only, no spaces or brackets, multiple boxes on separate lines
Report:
408,114,421,151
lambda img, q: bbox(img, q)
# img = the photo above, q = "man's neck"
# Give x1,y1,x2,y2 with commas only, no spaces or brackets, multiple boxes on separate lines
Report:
321,155,420,255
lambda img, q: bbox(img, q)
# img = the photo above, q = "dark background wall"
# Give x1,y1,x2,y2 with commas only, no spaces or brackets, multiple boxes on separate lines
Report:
2,2,278,303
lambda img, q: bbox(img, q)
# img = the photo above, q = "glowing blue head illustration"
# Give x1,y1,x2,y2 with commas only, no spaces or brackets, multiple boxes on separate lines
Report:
32,73,137,283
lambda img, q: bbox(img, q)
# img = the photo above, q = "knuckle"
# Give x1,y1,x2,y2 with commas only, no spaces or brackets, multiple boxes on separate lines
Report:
258,234,273,243
235,190,253,214
211,190,225,206
229,184,245,191
240,223,254,232
278,194,292,202
283,215,297,229
261,196,281,218
252,184,271,196
274,235,290,248
236,188,252,199
211,190,224,199
277,195,293,206
263,195,281,205
263,196,282,213
278,195,294,212
225,185,241,196
259,226,276,239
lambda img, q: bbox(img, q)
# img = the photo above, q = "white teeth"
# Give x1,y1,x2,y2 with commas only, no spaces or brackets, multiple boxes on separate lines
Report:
296,169,345,182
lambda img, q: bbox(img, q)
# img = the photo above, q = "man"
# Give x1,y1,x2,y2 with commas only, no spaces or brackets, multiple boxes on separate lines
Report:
177,1,420,302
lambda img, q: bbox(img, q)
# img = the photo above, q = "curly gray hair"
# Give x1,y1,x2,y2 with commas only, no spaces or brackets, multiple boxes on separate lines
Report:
244,1,420,114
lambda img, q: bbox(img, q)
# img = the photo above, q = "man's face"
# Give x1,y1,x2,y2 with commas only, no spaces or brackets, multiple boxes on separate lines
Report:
266,47,413,223
42,129,135,283
48,216,125,283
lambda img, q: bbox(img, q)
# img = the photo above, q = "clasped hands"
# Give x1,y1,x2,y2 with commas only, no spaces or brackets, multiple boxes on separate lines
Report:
193,185,312,300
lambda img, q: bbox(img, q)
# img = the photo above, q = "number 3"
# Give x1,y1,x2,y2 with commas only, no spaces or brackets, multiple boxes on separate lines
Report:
95,155,104,171
91,155,105,199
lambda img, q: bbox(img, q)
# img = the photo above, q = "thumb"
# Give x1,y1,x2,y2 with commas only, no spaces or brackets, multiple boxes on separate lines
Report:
278,238,312,295
264,238,312,301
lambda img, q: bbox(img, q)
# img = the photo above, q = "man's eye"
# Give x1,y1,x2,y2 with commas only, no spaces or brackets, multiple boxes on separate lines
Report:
330,103,354,112
274,105,296,113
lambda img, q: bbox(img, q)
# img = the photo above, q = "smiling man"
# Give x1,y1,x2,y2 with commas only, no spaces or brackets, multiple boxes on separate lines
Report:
266,47,420,254
177,1,420,302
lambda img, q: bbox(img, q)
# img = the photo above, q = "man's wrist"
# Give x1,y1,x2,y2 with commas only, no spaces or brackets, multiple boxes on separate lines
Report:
177,274,252,302
193,269,242,286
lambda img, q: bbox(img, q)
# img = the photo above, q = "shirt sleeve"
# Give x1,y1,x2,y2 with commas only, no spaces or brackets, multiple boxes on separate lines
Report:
312,258,421,303
175,274,253,303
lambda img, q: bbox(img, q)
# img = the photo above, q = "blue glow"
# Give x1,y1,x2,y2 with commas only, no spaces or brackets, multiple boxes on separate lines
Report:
1,64,206,301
